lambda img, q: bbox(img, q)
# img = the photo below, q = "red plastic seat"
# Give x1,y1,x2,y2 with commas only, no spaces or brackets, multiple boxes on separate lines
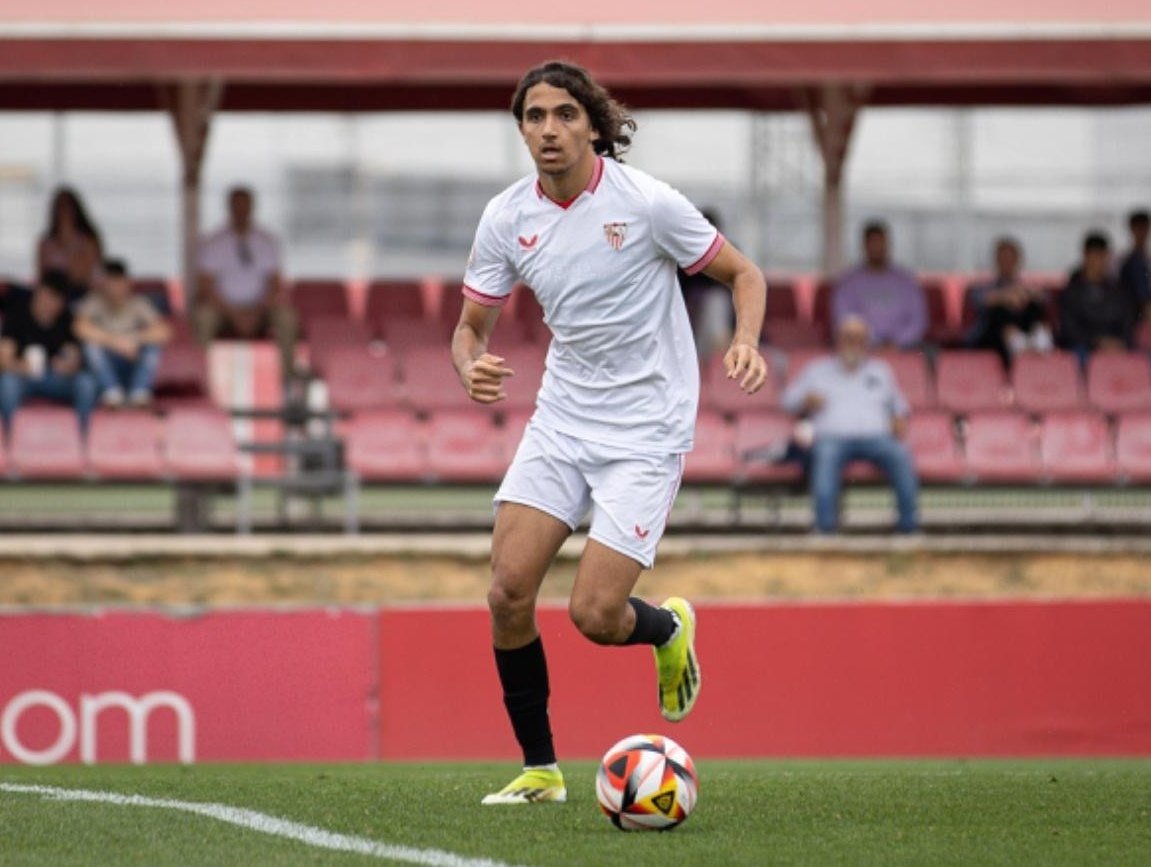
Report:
379,319,452,355
293,279,350,326
906,412,965,482
9,406,85,479
323,346,399,412
344,409,427,482
306,315,373,376
684,411,736,483
964,411,1040,483
763,320,825,349
1116,413,1151,484
426,410,507,483
875,350,934,410
497,346,548,412
811,281,833,342
153,342,210,400
164,407,241,480
705,351,780,414
1039,412,1117,484
733,411,802,483
400,346,477,412
935,351,1009,413
511,287,549,345
365,280,426,334
438,285,466,332
765,281,799,321
924,281,961,345
1012,352,1084,413
1087,353,1151,414
87,411,164,480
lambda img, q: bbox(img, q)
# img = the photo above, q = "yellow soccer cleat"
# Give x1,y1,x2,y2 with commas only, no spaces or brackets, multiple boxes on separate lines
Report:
653,597,701,722
480,767,567,805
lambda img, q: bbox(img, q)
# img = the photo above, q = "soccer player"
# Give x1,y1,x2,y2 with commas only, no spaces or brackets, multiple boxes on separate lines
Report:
452,61,768,806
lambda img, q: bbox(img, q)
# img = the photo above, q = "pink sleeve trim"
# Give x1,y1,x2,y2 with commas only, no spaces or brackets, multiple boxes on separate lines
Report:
462,283,509,308
684,232,726,276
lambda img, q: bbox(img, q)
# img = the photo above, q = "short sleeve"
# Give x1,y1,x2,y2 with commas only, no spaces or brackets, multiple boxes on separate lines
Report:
650,183,724,275
462,202,516,308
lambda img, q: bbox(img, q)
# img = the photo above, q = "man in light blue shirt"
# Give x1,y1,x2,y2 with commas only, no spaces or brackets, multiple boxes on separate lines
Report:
781,315,919,533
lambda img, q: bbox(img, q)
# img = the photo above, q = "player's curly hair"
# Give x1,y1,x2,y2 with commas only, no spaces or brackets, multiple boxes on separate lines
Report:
511,61,636,161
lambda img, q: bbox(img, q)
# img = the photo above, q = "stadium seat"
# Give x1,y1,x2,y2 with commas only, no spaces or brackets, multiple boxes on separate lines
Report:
8,406,85,479
497,346,547,411
426,410,507,483
924,282,955,345
293,279,350,326
365,279,426,334
704,350,780,414
935,351,1009,413
1115,413,1151,484
1039,412,1117,484
765,280,799,320
511,288,549,344
783,348,827,387
163,407,242,480
87,411,164,480
379,319,452,355
0,426,7,476
1012,351,1085,414
733,411,803,483
763,320,825,349
306,315,373,375
400,346,477,412
132,277,173,316
875,350,934,410
344,409,428,482
964,411,1040,483
1087,353,1151,414
323,346,399,412
153,342,210,402
684,411,736,483
438,285,465,331
906,412,965,483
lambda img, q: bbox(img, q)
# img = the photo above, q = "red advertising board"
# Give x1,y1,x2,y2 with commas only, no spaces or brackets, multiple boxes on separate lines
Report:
0,609,376,764
3,601,1150,765
378,601,1151,760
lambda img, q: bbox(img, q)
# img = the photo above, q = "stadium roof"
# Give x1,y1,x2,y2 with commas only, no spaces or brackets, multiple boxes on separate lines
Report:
2,2,1151,111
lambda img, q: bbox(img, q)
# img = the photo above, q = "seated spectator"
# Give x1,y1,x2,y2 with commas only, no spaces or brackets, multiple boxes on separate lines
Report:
833,221,926,349
75,259,171,408
0,271,97,431
679,208,733,359
967,237,1053,366
37,186,104,299
1119,209,1150,318
781,315,919,534
1060,231,1140,360
195,186,297,378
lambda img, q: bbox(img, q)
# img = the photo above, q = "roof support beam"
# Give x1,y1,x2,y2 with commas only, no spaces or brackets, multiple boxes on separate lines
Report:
161,78,224,300
804,82,869,275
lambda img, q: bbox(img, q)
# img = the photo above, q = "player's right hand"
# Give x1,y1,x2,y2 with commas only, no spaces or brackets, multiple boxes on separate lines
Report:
463,353,515,403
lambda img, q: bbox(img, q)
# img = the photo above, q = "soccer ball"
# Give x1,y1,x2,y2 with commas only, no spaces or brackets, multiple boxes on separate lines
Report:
595,733,698,831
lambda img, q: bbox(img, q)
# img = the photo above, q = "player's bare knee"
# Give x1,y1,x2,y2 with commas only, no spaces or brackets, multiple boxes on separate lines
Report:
486,570,537,626
569,598,625,645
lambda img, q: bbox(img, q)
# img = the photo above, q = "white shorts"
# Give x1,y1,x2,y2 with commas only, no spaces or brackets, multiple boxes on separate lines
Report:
495,421,685,569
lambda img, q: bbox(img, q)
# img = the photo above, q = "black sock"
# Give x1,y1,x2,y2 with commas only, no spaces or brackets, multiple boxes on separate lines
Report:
494,637,556,767
623,597,676,646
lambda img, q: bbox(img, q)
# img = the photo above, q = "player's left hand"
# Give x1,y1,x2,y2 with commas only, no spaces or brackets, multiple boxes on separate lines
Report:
723,342,768,395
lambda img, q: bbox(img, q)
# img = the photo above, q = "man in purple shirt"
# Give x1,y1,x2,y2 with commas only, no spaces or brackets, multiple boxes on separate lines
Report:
833,221,927,349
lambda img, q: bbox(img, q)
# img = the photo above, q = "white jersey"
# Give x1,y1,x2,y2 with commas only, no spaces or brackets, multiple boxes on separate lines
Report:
463,157,723,454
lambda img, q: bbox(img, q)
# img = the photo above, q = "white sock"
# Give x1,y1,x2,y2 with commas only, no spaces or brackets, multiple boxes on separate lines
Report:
524,763,559,773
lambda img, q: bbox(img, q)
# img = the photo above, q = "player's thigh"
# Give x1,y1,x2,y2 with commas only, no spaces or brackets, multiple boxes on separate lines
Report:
490,502,572,600
569,538,645,622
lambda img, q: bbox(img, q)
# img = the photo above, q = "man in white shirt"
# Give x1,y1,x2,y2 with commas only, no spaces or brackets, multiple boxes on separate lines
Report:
451,61,769,806
194,187,297,377
781,315,919,533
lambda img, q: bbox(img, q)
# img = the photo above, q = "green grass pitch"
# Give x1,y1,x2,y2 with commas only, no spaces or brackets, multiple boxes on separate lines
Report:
1,760,1149,865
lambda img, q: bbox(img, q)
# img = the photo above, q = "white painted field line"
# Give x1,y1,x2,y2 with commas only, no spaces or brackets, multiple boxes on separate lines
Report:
0,783,521,867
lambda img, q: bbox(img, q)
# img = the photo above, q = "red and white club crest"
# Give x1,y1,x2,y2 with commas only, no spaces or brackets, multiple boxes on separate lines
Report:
603,222,628,250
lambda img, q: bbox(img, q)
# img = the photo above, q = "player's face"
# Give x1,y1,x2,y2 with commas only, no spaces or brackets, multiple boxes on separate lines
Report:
519,83,600,177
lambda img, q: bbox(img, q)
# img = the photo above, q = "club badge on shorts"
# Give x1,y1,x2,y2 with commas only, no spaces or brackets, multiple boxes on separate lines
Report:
603,222,628,251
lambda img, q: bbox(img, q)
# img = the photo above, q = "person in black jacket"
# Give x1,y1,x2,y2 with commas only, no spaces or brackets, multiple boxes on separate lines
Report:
1060,232,1140,362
